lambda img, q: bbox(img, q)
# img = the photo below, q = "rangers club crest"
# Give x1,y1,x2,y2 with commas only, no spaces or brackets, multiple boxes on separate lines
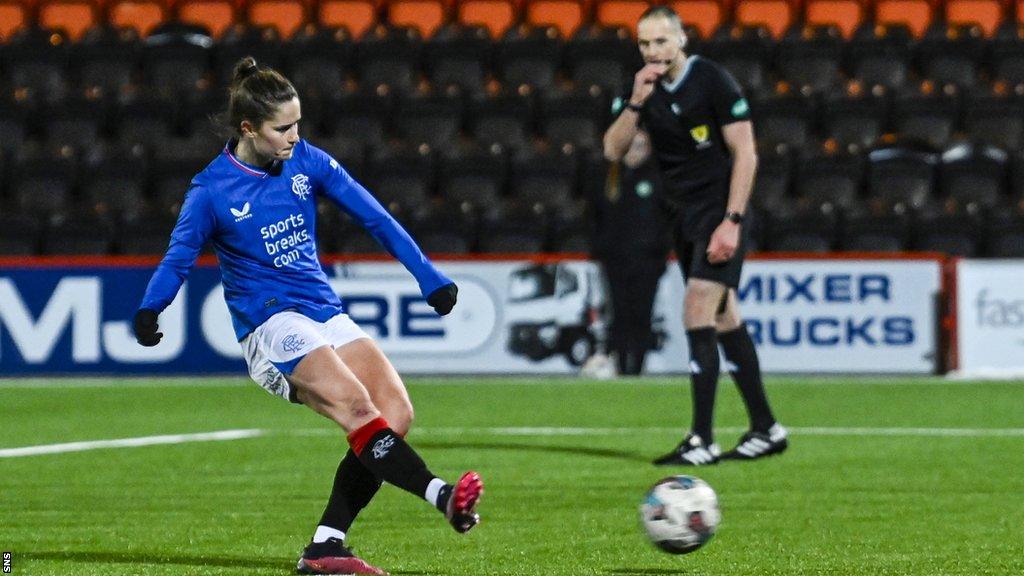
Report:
291,173,311,201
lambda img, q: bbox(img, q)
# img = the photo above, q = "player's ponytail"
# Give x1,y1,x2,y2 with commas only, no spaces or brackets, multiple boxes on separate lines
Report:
218,56,298,137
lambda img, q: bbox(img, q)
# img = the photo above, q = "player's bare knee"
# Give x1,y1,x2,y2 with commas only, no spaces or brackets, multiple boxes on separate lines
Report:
387,401,415,436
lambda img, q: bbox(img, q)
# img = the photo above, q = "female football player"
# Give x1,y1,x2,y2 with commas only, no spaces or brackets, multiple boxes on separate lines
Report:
133,56,482,575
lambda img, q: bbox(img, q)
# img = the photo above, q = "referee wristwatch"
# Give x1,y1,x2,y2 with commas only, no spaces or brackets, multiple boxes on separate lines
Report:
724,211,745,224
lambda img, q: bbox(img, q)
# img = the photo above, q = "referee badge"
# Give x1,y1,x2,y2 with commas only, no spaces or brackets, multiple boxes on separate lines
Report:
690,125,712,149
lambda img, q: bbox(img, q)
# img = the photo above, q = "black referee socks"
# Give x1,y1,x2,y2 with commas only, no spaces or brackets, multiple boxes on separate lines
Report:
719,323,777,433
685,327,720,443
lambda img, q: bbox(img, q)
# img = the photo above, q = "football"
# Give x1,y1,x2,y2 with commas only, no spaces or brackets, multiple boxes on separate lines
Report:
639,475,721,554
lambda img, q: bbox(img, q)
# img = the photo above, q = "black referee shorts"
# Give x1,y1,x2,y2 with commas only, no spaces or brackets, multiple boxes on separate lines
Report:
673,210,749,290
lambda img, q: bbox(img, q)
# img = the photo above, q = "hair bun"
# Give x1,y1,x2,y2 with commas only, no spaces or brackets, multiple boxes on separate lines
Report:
233,57,259,84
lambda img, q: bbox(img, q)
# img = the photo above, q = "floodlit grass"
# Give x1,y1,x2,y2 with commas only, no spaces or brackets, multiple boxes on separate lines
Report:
2,376,1023,575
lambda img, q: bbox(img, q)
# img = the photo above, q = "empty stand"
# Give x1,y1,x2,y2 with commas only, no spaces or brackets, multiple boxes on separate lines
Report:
750,92,815,150
794,150,864,213
938,143,1009,210
945,0,1003,38
804,0,863,39
468,91,536,149
318,0,378,39
357,25,422,94
437,143,509,209
393,92,465,149
457,0,516,39
108,0,167,38
537,88,608,150
495,25,564,92
525,0,585,39
284,26,353,98
388,0,447,39
866,146,938,211
700,24,772,93
2,27,71,102
564,24,633,92
891,85,961,149
875,0,933,39
176,0,237,39
595,0,651,33
142,23,214,99
775,25,844,94
0,0,28,40
734,0,794,39
423,24,491,94
248,0,307,39
847,23,913,90
74,25,143,96
821,87,890,151
668,0,724,40
964,92,1024,151
38,0,97,42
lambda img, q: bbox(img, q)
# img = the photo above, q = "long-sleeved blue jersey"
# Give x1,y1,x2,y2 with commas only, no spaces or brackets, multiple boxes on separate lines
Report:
140,139,451,340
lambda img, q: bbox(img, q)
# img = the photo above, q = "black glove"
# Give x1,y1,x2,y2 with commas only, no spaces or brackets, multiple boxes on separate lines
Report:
426,283,458,316
133,308,163,347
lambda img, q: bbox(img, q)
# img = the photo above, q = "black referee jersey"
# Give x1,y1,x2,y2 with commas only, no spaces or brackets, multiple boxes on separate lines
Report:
612,56,751,233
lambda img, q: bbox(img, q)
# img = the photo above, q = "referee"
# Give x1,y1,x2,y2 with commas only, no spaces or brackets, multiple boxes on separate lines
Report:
603,7,787,465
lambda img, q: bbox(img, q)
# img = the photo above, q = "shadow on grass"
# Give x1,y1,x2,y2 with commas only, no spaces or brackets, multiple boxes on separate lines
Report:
606,565,688,569
415,440,651,463
19,551,434,574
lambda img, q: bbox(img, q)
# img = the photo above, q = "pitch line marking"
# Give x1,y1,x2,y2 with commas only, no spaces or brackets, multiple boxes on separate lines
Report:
0,429,264,458
288,426,1024,438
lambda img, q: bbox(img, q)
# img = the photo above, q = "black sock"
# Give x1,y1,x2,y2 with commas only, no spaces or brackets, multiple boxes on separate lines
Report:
318,449,383,533
349,420,438,504
719,323,776,432
686,327,720,442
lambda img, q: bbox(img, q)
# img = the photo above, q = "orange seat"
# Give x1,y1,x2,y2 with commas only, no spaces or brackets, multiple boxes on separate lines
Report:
388,0,447,38
945,0,1003,37
734,0,793,38
38,0,97,41
595,0,652,33
525,0,584,38
177,0,237,38
0,0,28,39
457,0,515,38
669,0,724,39
875,0,932,38
804,0,862,39
248,0,307,38
109,0,166,37
319,0,378,37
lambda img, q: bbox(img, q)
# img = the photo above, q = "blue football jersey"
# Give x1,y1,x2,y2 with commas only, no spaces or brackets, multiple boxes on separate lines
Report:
140,139,451,340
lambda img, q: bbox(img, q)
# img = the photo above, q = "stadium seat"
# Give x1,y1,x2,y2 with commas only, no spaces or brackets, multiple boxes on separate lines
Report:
775,25,844,94
356,25,422,94
564,24,633,92
804,0,862,39
509,143,579,213
320,88,394,149
468,91,536,149
0,97,29,153
985,213,1024,256
108,0,166,38
821,85,890,151
315,135,366,179
339,227,391,254
176,0,237,39
393,92,465,149
247,0,307,39
495,25,564,93
41,95,110,149
734,0,794,39
212,25,284,88
477,200,550,252
875,0,933,38
80,145,149,219
750,145,794,215
750,91,815,150
762,205,838,252
114,92,178,146
794,150,864,214
10,147,77,218
964,91,1024,151
594,0,652,34
866,146,938,212
2,27,71,102
700,24,772,93
75,25,143,96
668,0,724,40
388,0,447,39
437,142,509,210
911,207,981,256
991,23,1024,87
456,0,516,40
423,24,491,95
38,0,97,42
537,88,609,150
0,0,28,41
284,26,353,99
42,211,117,255
318,0,379,39
846,23,913,90
366,143,436,217
945,0,1003,38
407,199,478,253
891,85,961,149
524,0,585,39
916,23,985,89
150,137,220,215
141,23,214,99
0,214,42,255
938,142,1009,211
838,207,910,251
116,212,177,254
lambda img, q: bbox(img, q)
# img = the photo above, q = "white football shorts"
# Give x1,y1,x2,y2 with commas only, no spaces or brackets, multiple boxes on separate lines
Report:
241,310,370,403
